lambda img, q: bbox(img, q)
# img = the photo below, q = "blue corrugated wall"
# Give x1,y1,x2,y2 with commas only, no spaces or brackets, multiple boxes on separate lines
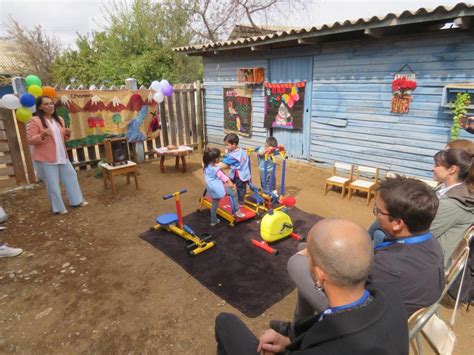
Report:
202,31,474,178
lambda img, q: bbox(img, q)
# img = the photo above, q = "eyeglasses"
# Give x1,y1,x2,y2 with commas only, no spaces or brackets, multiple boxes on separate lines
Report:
373,204,391,217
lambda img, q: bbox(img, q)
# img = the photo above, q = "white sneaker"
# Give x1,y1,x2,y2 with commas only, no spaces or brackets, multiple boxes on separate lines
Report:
210,218,221,227
79,201,89,207
57,210,68,215
0,245,23,258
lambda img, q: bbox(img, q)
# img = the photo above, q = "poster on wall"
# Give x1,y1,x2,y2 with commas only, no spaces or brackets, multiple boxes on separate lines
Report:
264,81,306,130
55,90,161,147
223,87,252,137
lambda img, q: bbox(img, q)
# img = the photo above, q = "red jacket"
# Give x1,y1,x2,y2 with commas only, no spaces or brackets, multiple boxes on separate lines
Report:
27,116,69,163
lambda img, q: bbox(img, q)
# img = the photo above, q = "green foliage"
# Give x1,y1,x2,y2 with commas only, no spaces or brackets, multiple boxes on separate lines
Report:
450,92,471,141
52,0,202,86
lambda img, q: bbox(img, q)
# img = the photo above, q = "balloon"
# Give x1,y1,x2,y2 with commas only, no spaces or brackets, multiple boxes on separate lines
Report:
20,93,36,107
159,79,169,88
42,86,57,98
153,91,164,103
1,94,22,110
282,94,290,103
161,84,174,97
28,84,43,97
150,81,161,91
27,105,36,113
25,75,42,88
15,107,33,122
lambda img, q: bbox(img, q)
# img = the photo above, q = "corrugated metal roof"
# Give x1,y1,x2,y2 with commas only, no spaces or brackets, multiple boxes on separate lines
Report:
0,39,21,75
175,2,474,54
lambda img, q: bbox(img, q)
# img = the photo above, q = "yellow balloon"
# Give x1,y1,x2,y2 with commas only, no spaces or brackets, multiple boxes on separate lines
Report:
28,84,43,98
282,94,290,103
16,107,33,122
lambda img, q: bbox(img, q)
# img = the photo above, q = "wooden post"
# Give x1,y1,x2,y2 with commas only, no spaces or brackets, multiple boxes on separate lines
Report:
16,120,36,183
1,109,27,185
195,80,204,153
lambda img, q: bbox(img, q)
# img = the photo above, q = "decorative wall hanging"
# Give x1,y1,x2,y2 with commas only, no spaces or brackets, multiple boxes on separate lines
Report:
55,90,159,147
264,81,306,130
237,67,264,84
391,64,417,114
223,87,253,137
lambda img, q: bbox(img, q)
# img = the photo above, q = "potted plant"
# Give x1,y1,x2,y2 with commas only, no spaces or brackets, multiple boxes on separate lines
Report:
450,92,471,139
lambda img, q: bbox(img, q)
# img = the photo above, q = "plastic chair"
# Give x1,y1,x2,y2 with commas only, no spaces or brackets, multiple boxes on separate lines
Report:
348,166,379,205
324,162,353,198
446,225,473,325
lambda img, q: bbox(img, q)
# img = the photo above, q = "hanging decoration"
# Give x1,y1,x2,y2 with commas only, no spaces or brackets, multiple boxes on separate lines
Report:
264,81,305,130
391,64,417,114
223,87,253,137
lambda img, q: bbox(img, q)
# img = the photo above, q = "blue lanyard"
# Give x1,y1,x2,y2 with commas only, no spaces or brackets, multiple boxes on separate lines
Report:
374,232,432,250
319,290,370,321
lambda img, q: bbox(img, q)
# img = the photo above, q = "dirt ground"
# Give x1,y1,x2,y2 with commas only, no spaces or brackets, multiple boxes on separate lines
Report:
0,154,472,354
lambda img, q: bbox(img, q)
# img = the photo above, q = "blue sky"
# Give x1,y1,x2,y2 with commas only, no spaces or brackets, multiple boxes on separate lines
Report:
0,0,468,48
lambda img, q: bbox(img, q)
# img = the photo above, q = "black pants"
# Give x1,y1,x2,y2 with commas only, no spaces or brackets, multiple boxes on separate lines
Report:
232,176,247,203
215,313,259,355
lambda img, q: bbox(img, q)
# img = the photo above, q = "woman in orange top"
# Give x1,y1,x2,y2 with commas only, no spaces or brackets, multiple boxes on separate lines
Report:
27,96,87,214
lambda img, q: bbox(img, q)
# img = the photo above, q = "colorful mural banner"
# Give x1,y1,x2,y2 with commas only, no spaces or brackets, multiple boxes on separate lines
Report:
54,90,161,147
264,81,305,130
223,87,252,137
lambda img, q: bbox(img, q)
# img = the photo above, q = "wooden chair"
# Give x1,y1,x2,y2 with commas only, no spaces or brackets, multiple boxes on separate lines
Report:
324,162,353,198
348,166,379,205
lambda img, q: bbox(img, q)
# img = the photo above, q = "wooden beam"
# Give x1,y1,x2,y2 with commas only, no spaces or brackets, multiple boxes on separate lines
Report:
454,16,473,29
297,38,319,45
364,28,385,38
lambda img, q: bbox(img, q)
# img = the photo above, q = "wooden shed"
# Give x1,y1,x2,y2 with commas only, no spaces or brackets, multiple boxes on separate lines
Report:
175,3,474,178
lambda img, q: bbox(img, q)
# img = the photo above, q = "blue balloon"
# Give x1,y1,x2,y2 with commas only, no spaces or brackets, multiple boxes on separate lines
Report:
20,93,36,107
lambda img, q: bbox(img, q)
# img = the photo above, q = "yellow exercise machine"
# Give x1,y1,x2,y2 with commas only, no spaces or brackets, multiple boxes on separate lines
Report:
151,189,215,255
252,207,303,255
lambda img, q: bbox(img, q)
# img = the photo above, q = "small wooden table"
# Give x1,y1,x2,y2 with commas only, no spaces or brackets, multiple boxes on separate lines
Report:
154,146,193,173
102,161,139,195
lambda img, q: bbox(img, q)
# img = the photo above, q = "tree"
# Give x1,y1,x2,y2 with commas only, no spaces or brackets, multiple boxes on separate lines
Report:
184,0,307,42
52,0,202,86
5,18,61,84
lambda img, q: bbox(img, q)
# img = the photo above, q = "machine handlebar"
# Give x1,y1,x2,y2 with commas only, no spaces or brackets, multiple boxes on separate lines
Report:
163,189,188,200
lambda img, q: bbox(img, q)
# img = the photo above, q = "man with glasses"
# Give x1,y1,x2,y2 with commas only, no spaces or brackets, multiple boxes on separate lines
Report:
281,176,444,333
214,219,408,355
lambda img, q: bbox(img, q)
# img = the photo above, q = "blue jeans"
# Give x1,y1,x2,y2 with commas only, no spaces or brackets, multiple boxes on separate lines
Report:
368,220,389,247
211,186,239,224
232,176,247,204
36,160,84,213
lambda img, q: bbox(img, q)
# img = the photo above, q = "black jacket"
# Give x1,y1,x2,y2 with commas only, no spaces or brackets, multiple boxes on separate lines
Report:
286,283,408,355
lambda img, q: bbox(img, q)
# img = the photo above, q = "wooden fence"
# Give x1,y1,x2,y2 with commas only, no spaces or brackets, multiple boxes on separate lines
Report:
0,81,205,185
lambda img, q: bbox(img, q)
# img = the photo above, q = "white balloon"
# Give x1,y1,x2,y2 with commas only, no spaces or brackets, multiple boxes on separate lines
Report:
159,79,169,88
27,105,36,113
150,80,161,91
153,91,165,103
1,94,22,110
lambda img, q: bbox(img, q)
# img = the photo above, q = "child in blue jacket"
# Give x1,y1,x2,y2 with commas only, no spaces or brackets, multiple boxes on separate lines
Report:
203,147,245,226
219,133,251,204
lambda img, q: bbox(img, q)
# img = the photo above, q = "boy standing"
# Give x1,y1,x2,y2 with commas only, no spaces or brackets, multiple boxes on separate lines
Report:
257,137,278,192
219,133,251,204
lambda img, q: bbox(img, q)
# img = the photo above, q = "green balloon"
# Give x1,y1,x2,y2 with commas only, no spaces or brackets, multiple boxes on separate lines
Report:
25,75,42,88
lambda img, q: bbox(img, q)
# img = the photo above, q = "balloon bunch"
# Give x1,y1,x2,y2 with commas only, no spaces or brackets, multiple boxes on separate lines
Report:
150,79,174,104
0,75,58,123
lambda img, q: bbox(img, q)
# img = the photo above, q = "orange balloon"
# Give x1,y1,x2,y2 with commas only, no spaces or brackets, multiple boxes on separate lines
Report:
42,86,57,98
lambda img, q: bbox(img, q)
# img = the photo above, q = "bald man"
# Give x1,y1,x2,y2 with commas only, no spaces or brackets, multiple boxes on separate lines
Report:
214,219,408,355
284,177,444,333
